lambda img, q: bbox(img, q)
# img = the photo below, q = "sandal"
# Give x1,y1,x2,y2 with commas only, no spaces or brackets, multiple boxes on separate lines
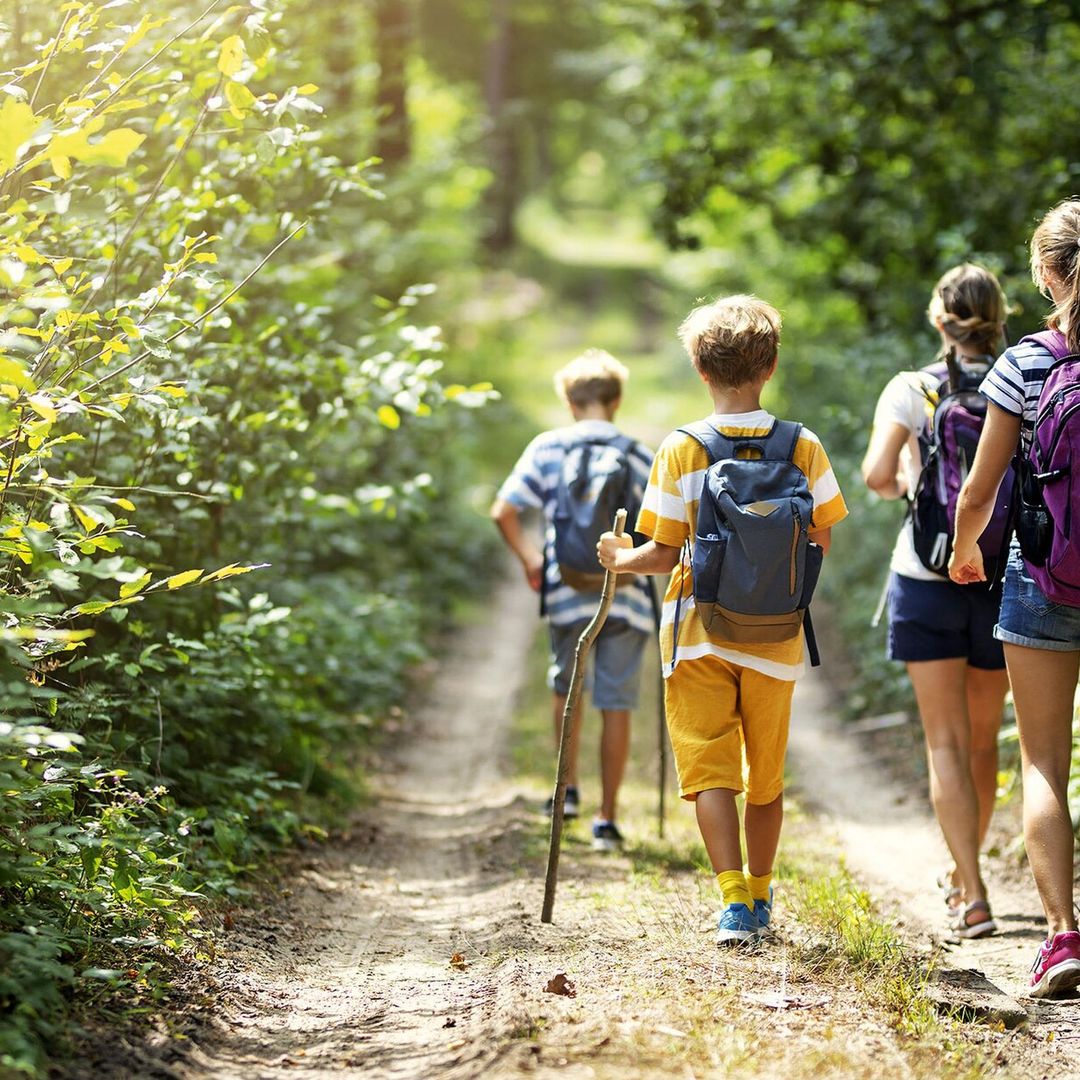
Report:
950,900,997,940
935,868,962,912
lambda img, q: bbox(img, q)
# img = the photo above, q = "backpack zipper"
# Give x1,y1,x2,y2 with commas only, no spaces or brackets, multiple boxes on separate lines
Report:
1037,395,1080,467
790,506,801,595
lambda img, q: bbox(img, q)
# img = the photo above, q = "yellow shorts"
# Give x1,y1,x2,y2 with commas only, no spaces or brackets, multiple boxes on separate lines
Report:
664,655,795,805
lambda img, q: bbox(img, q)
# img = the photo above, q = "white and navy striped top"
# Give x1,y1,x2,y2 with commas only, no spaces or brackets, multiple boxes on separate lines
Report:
497,419,655,632
981,336,1061,451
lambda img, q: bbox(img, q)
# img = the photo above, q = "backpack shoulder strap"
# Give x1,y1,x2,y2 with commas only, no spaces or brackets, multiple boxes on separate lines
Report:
760,419,803,462
1021,330,1072,361
677,420,733,465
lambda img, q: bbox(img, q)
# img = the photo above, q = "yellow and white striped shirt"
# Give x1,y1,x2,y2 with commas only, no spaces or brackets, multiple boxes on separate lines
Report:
637,410,848,681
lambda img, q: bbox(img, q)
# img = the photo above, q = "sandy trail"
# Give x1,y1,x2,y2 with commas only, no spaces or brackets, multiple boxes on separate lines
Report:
90,572,1080,1078
167,572,544,1079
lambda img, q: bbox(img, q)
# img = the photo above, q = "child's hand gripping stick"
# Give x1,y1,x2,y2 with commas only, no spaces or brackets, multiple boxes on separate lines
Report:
541,508,627,924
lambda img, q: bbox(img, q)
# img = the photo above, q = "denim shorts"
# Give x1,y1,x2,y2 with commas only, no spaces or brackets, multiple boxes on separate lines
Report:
548,618,649,709
996,545,1080,651
887,572,1005,670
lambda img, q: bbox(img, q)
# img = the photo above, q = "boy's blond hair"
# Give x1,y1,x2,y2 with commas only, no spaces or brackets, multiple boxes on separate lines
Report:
678,295,781,388
554,348,628,409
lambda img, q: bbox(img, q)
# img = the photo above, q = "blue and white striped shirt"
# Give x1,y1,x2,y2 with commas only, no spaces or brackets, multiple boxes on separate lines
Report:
497,419,656,632
981,336,1060,452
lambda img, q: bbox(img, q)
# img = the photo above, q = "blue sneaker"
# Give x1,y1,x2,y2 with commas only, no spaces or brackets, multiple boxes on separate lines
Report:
753,887,774,930
591,819,624,852
542,785,579,819
716,903,763,945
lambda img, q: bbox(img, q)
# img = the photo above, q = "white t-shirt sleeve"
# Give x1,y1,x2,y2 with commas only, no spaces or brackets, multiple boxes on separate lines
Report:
871,372,933,435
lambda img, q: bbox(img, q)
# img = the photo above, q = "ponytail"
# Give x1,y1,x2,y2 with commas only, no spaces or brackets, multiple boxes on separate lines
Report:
1068,243,1080,355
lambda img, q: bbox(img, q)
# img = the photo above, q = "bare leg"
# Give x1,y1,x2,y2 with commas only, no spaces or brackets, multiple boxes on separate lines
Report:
966,665,1008,846
1005,643,1080,936
744,794,783,878
598,709,630,821
695,787,743,873
907,658,985,904
552,693,583,789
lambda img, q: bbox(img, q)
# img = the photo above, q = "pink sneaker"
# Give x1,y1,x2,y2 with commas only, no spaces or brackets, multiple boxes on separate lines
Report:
1029,931,1080,999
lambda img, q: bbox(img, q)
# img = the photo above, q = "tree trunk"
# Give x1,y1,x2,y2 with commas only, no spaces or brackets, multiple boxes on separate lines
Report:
484,0,516,252
374,0,412,166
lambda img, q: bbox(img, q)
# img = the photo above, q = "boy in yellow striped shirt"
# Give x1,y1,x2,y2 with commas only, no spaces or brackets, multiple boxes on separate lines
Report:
598,295,848,943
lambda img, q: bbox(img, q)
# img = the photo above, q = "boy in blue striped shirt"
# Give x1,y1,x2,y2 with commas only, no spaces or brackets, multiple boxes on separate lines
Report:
491,350,654,850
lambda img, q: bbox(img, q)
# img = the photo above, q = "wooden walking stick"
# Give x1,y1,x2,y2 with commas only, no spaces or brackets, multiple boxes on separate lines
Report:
541,508,627,924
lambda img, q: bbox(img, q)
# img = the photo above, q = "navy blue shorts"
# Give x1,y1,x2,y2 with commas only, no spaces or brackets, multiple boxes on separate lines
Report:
887,572,1005,670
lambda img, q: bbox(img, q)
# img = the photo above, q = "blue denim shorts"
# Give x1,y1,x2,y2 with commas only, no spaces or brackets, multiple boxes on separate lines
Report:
548,618,649,709
996,545,1080,651
887,572,1005,670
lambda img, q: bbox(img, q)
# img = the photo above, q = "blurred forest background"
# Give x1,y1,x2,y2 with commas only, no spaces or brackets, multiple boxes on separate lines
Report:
3,0,1080,1073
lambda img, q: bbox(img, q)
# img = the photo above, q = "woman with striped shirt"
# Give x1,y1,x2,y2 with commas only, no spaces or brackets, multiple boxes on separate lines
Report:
951,200,1080,998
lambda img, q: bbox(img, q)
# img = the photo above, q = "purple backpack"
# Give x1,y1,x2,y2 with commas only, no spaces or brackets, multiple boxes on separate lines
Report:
1019,330,1080,605
911,355,1013,582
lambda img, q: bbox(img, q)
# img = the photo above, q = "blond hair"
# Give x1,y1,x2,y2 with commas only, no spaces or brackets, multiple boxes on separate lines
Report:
553,348,628,408
927,263,1006,355
1031,200,1080,353
677,294,781,388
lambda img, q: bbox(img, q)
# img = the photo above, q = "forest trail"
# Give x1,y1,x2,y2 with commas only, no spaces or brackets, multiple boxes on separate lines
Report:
111,571,1080,1079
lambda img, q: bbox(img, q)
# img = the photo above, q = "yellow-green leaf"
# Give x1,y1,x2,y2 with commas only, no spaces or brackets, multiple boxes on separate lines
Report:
297,83,319,95
225,80,256,119
0,97,39,172
164,568,203,590
119,572,152,599
26,395,57,423
218,35,245,76
71,505,101,532
114,497,136,512
52,257,73,275
0,357,35,393
193,251,218,264
202,563,264,583
377,405,400,430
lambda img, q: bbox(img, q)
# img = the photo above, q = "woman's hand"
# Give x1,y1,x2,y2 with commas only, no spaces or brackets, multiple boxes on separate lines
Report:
597,531,632,571
949,542,985,584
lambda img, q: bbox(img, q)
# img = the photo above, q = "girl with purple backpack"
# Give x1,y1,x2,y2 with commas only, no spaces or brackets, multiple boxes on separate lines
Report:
952,200,1080,997
862,264,1010,941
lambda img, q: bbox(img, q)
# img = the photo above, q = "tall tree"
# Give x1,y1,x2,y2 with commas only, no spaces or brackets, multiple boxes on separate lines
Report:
374,0,413,164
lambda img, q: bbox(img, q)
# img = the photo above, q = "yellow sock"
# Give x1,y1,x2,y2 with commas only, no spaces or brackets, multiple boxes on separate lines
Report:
716,870,752,908
746,870,773,902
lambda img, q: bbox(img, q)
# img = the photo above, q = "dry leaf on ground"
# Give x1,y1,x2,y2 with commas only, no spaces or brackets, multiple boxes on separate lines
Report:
545,972,576,997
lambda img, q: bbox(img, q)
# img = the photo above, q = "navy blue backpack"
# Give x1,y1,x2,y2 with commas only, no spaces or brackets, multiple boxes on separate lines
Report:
674,419,822,666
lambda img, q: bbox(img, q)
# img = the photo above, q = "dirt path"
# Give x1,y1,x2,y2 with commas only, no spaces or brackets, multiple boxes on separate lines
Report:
91,572,1080,1079
788,673,1080,1042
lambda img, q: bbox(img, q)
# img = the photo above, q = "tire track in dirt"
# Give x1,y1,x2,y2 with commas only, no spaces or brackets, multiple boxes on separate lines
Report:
788,671,1080,1048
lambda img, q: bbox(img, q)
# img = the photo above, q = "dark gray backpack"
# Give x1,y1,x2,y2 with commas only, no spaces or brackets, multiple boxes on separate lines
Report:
674,419,822,666
551,432,640,591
